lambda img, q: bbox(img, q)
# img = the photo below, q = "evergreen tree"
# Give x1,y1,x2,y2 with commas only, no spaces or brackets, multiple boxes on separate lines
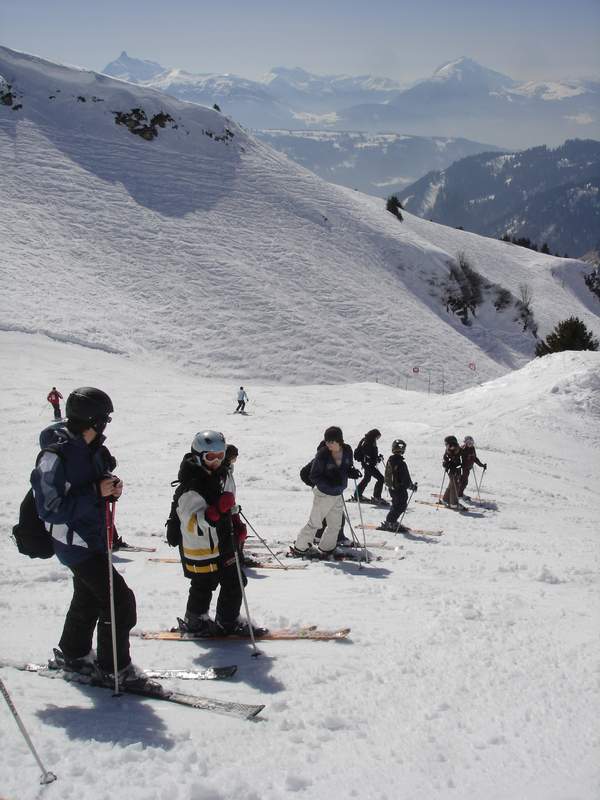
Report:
535,316,599,356
386,195,403,221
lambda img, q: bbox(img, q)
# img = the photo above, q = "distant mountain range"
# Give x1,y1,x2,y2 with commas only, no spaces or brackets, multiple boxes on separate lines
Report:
398,139,600,256
253,130,500,198
102,53,600,148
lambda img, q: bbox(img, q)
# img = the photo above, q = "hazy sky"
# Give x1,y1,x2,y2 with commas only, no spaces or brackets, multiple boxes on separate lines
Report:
2,0,599,82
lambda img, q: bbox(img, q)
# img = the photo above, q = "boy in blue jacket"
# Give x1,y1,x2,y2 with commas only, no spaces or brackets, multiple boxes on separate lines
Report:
31,387,144,688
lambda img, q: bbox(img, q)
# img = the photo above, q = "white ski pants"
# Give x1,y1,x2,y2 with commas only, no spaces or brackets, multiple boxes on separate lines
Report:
295,488,344,553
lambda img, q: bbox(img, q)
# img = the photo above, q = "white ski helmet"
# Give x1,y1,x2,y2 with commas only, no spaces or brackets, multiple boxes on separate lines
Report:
463,436,475,447
191,430,226,464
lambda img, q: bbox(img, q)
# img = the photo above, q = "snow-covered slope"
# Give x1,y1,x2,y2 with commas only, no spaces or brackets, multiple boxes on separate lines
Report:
1,45,599,393
1,332,599,800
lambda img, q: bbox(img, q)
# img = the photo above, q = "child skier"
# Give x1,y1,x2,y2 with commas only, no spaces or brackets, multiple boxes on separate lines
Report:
441,435,464,509
352,428,386,504
291,426,360,558
166,430,261,636
459,436,487,500
377,439,417,532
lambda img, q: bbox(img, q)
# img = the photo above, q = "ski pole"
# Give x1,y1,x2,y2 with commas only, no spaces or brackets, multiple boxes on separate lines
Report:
0,677,57,785
105,500,121,696
397,486,416,531
342,498,361,546
477,465,487,497
472,467,481,501
353,479,370,564
437,471,447,505
230,531,262,658
239,511,288,569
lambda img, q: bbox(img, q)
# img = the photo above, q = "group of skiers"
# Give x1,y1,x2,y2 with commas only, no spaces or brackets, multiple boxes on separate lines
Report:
441,434,487,510
29,384,487,691
291,427,488,556
31,387,263,691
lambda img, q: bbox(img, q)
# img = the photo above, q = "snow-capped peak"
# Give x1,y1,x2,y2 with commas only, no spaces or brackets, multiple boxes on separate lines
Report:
430,57,515,89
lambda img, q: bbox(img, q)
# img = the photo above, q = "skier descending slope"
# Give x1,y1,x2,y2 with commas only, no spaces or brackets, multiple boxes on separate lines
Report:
30,387,153,690
167,430,263,637
46,386,63,420
290,426,361,558
377,439,418,532
234,386,249,413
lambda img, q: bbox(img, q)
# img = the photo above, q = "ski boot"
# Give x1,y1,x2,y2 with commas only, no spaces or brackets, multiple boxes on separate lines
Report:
50,648,99,677
101,662,164,694
215,617,268,638
178,613,220,637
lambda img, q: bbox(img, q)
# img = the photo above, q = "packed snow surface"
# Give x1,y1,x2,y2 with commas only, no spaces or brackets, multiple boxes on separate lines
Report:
1,332,599,799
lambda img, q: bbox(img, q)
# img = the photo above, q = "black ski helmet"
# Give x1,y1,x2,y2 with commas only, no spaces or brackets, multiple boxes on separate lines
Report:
66,387,113,424
391,439,406,454
191,430,226,464
444,435,459,446
323,425,344,445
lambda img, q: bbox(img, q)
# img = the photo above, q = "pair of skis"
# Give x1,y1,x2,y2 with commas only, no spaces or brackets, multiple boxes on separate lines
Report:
0,659,262,720
357,523,443,537
1,625,350,720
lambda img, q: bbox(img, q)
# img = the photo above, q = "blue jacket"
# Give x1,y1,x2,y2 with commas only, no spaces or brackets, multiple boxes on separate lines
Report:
309,444,355,496
30,423,115,566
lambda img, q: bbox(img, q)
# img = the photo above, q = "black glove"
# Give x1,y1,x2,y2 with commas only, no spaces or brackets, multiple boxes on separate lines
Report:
165,516,182,548
378,454,384,463
483,463,487,470
347,466,362,480
411,482,418,492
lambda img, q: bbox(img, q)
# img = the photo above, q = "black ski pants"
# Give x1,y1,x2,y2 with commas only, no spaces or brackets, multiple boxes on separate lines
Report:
235,400,246,412
59,553,137,672
52,403,61,420
442,472,460,506
385,487,408,526
356,464,384,500
186,560,245,626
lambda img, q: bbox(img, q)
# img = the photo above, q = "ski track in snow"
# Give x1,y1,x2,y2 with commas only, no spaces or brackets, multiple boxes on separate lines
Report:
0,333,599,800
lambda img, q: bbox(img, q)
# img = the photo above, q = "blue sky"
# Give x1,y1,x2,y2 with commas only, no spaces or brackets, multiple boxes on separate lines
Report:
2,0,599,81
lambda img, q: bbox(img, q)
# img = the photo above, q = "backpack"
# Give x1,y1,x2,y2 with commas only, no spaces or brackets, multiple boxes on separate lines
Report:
353,439,365,462
12,446,63,559
165,481,188,547
299,460,314,487
384,457,394,489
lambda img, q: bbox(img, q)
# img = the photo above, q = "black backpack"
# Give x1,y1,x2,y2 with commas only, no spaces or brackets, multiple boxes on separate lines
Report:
299,460,314,487
165,481,189,547
12,447,63,559
353,439,365,462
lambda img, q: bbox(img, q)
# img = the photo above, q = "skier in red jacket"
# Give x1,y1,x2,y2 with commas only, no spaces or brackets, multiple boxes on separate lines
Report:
47,387,63,420
459,436,487,500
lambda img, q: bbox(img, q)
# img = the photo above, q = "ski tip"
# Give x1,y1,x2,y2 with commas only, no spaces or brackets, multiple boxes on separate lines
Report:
247,704,266,719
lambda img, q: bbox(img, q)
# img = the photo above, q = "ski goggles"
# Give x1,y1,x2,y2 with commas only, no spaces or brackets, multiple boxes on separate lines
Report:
203,451,225,463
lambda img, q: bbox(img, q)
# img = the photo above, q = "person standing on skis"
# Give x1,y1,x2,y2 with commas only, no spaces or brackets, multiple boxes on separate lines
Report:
30,387,146,689
234,387,249,413
459,436,487,499
352,428,385,504
166,430,260,636
292,426,360,558
441,435,463,509
47,387,63,420
378,439,417,532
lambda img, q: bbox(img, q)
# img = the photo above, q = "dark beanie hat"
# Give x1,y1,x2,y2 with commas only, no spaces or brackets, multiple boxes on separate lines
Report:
444,435,459,446
323,426,344,445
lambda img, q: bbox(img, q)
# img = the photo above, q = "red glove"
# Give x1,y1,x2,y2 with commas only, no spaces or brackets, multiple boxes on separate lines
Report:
232,513,247,544
205,505,220,524
217,492,236,514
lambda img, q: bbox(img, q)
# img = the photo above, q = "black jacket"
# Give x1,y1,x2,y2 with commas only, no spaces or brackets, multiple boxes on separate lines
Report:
384,454,413,491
